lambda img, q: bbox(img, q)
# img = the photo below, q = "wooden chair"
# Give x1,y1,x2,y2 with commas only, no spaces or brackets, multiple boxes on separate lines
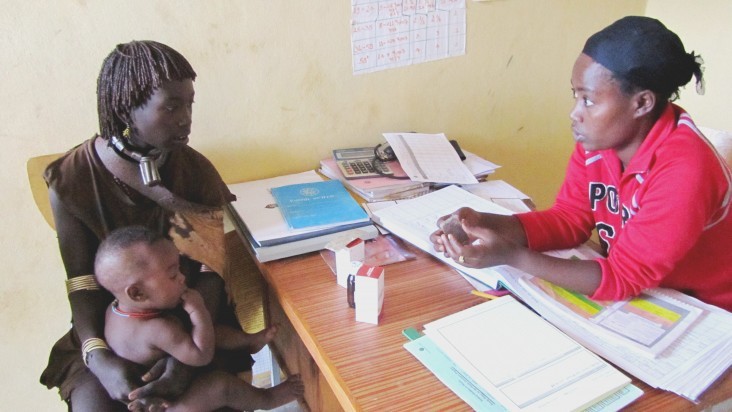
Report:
699,126,732,168
27,153,63,230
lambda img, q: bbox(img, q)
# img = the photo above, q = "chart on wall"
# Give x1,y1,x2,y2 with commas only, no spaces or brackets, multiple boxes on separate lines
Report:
351,0,466,75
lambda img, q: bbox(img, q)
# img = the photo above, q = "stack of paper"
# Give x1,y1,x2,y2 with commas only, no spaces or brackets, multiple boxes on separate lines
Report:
421,296,631,411
320,141,500,202
462,180,533,213
509,270,732,402
404,333,643,412
463,151,502,180
319,158,429,202
227,171,378,262
517,272,703,359
382,132,484,184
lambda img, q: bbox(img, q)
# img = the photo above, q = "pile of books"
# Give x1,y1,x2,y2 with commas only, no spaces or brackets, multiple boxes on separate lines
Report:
319,157,429,202
320,149,500,202
227,170,378,262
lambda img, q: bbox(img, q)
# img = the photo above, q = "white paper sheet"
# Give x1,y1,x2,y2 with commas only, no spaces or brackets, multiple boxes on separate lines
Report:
383,132,478,184
462,180,530,200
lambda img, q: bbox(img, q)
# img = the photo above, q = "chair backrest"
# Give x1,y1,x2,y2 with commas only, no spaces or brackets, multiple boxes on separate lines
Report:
699,126,732,169
27,153,62,230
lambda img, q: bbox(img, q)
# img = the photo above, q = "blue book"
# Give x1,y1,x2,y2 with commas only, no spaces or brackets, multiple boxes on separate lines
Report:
271,180,369,230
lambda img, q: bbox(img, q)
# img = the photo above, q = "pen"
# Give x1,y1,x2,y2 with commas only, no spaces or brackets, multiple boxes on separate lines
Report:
471,289,508,300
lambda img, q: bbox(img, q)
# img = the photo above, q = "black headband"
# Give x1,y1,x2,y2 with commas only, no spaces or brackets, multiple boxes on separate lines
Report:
582,16,704,96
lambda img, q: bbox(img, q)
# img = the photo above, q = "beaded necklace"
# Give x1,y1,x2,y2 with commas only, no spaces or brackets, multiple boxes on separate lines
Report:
111,299,162,320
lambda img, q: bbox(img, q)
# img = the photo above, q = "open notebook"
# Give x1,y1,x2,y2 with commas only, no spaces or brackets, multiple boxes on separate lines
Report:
371,184,515,289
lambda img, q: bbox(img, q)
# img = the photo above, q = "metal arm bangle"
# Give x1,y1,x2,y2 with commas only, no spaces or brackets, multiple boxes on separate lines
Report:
81,337,110,367
65,275,100,295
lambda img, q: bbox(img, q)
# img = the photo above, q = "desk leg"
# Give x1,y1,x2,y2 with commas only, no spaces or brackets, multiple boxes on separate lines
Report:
264,285,343,412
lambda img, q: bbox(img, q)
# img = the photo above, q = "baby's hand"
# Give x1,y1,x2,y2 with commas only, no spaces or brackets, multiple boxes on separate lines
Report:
180,289,206,315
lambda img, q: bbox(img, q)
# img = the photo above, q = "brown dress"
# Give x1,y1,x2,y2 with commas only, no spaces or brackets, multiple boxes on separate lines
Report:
40,136,251,401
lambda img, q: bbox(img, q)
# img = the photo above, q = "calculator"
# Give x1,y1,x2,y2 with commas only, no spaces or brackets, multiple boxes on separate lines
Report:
333,147,394,179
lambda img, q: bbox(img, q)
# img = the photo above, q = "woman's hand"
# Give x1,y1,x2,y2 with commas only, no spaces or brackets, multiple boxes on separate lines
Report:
430,207,528,257
441,219,519,269
127,356,195,411
86,347,144,404
430,207,485,253
441,215,604,294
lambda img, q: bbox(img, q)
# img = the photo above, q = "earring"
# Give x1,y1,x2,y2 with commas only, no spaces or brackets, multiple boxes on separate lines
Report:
122,124,131,139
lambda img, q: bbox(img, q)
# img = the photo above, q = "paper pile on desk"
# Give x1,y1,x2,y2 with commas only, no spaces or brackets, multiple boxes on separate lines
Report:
506,266,732,401
319,158,430,202
422,296,632,411
383,132,479,184
227,171,378,262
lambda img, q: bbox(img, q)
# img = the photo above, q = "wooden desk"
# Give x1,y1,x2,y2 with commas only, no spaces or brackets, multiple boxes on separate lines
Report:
229,228,731,411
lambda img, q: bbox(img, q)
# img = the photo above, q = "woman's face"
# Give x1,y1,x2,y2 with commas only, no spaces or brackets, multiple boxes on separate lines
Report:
570,53,645,158
128,79,195,152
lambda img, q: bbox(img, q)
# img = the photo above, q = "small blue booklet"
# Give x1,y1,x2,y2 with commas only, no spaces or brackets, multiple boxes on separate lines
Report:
271,180,369,229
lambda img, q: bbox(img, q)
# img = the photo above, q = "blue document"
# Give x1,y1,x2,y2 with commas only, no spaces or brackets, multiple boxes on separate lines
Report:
271,180,369,229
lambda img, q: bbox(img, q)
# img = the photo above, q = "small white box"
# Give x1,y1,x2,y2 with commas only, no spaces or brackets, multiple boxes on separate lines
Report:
335,238,365,287
354,264,384,324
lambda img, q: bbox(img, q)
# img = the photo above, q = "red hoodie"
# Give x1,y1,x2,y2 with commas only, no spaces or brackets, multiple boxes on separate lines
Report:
517,104,732,311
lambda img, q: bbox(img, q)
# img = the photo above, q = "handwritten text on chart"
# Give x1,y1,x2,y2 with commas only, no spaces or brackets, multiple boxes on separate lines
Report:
351,0,466,75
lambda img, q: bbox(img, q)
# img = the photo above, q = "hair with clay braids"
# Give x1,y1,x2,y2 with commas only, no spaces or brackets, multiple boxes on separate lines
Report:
96,40,197,139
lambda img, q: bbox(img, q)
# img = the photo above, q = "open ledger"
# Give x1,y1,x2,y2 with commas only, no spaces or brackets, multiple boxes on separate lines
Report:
371,184,514,289
422,296,630,411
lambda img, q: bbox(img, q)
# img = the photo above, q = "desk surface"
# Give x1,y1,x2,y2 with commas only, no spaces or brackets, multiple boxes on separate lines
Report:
246,235,731,411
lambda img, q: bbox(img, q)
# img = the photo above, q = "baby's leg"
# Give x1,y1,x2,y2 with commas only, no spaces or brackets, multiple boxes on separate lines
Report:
215,323,278,354
167,370,304,412
229,375,305,410
164,371,230,412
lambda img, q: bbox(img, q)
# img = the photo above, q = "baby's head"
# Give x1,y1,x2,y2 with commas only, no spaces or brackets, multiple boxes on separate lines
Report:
95,226,187,311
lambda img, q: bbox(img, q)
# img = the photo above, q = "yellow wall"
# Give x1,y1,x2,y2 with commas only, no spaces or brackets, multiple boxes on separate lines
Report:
646,0,732,131
10,1,732,410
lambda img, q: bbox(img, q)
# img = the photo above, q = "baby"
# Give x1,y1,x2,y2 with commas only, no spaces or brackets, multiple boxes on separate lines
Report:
95,225,303,411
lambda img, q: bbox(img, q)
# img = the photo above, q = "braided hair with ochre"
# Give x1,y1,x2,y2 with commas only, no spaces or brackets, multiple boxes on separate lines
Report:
96,40,197,140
